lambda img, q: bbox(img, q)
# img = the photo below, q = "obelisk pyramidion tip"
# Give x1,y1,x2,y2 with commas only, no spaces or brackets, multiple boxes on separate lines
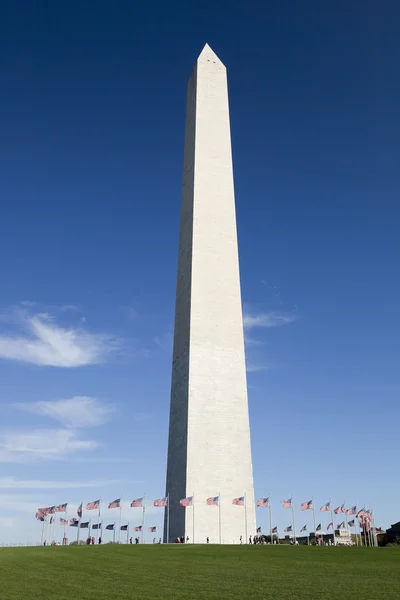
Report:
198,43,224,66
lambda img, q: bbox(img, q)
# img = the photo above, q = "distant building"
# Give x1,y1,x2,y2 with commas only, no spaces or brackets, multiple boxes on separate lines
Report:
384,521,400,544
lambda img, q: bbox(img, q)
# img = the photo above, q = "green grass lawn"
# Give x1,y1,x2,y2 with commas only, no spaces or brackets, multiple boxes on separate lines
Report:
0,544,399,599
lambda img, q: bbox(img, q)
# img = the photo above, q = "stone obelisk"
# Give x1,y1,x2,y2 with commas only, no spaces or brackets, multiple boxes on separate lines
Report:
165,44,255,544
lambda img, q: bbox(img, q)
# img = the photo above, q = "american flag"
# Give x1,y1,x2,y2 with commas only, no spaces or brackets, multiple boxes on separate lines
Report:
92,523,102,529
60,518,68,526
134,525,142,532
86,499,100,511
272,526,278,533
120,525,128,531
106,524,114,530
346,506,357,516
320,502,331,512
348,519,355,527
131,498,144,508
154,497,168,507
300,525,307,532
281,499,292,509
316,523,322,531
36,513,45,522
232,496,245,506
148,526,156,532
284,525,292,532
256,497,270,508
108,498,121,509
180,496,193,507
300,500,313,511
334,504,345,515
54,503,68,513
337,521,345,529
256,526,261,533
48,506,56,514
77,503,83,518
36,508,46,520
70,518,79,527
80,522,89,529
327,522,333,530
207,496,219,506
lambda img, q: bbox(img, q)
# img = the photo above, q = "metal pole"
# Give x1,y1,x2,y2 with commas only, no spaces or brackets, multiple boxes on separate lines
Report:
192,492,195,544
218,492,222,544
291,496,296,544
141,494,146,545
269,494,273,544
118,497,122,544
312,497,316,542
244,492,248,545
96,498,101,544
167,494,170,545
330,499,335,546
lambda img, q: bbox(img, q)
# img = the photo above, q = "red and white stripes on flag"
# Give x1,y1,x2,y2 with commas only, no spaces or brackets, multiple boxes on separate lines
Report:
300,500,313,511
154,498,168,507
232,497,245,506
180,497,193,507
54,503,68,513
281,499,292,509
207,496,219,506
320,502,331,512
131,498,144,508
108,499,121,509
86,499,100,511
334,504,345,515
256,498,270,508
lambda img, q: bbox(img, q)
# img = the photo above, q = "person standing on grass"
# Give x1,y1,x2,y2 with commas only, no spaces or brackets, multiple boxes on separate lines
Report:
206,537,209,544
130,537,133,544
240,536,243,544
99,537,102,545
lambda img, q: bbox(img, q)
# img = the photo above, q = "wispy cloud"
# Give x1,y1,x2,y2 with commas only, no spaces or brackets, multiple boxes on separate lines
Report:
0,477,120,489
15,396,114,428
0,429,97,463
243,310,297,329
0,311,118,367
153,332,173,350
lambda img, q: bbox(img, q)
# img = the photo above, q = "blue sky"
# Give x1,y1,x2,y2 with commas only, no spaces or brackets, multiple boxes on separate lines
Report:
0,0,399,543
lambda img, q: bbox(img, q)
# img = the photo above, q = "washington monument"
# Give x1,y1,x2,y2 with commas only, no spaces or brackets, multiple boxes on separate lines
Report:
165,44,255,544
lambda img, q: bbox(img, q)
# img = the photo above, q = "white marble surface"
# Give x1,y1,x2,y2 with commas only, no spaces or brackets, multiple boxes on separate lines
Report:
165,45,255,544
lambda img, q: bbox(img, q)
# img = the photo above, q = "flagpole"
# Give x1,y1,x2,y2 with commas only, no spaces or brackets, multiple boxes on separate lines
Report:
330,498,335,546
77,500,82,545
218,492,222,544
291,496,296,544
244,492,248,545
269,493,272,544
127,523,129,544
141,493,146,544
167,494,170,545
312,497,316,542
113,521,116,544
97,498,101,544
371,508,377,547
192,492,195,544
40,518,45,546
118,496,122,544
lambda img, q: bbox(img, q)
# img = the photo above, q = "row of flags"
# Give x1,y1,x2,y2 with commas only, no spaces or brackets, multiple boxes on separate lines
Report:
36,496,375,533
36,495,247,520
64,519,156,533
275,498,360,515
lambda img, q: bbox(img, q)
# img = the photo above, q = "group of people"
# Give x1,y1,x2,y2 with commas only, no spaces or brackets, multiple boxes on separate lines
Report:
85,537,101,545
175,536,189,543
